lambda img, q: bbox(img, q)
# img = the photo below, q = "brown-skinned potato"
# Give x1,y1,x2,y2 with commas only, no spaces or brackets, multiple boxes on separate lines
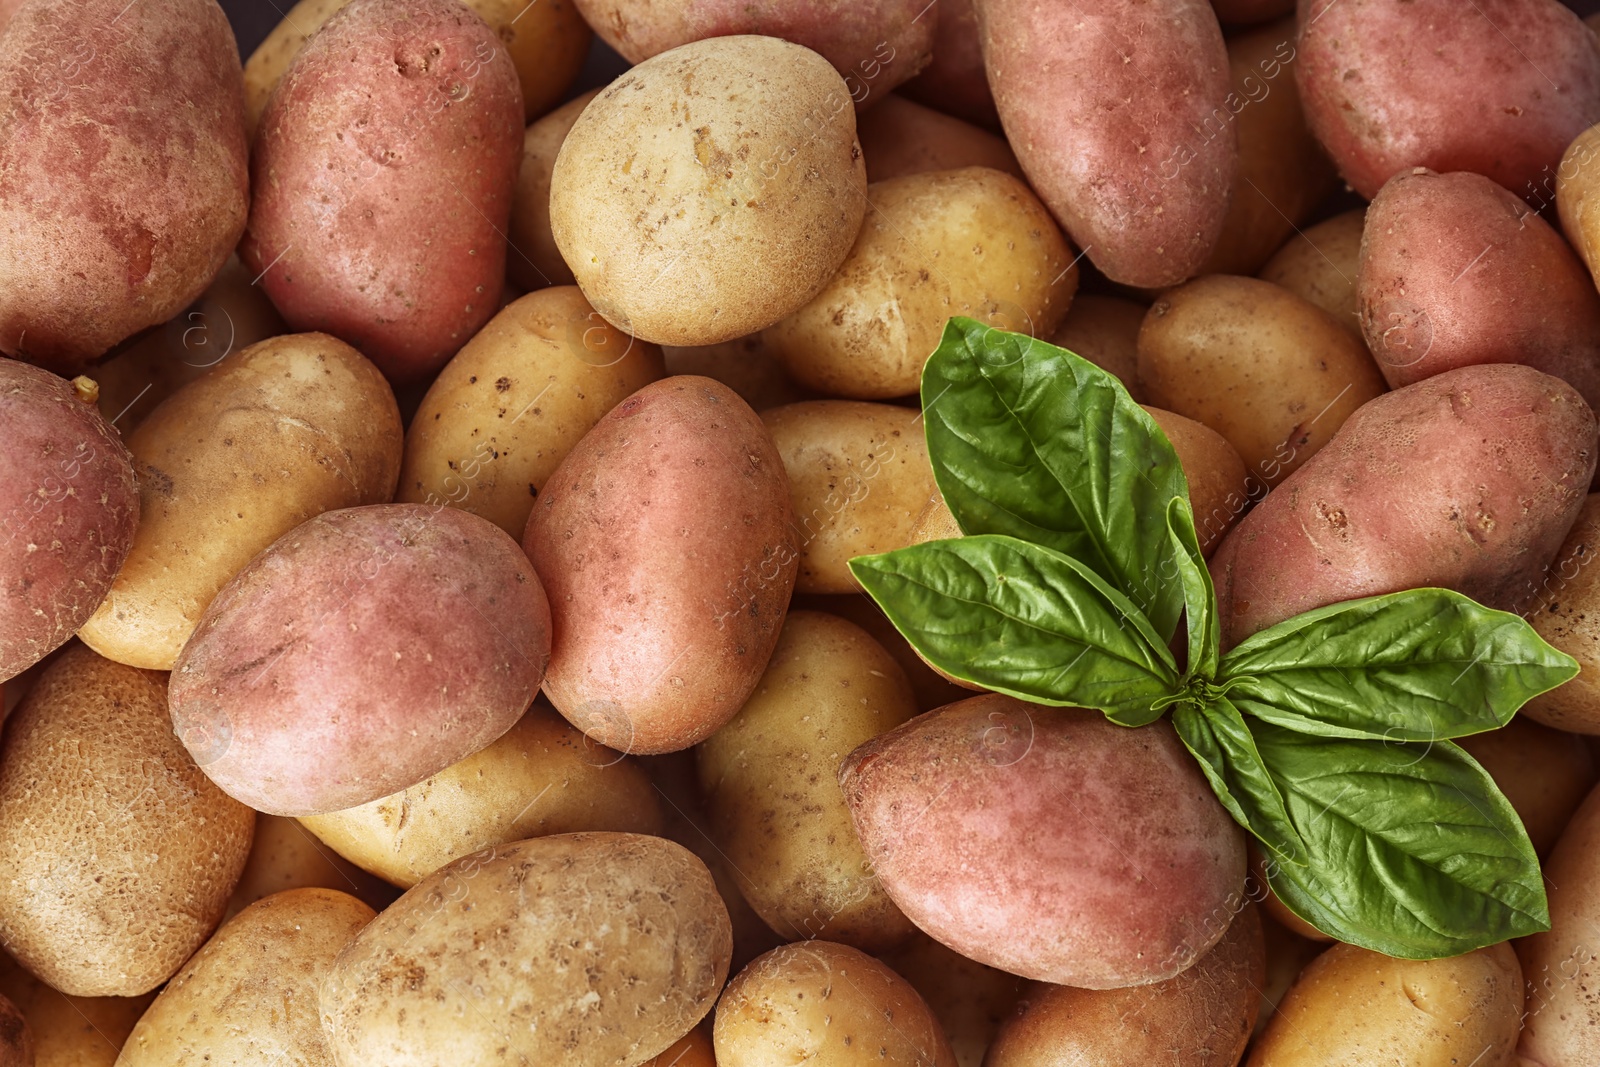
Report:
507,90,601,293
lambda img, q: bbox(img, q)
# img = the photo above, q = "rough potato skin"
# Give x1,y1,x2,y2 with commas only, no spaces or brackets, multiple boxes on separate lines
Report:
978,0,1235,287
986,905,1264,1067
241,0,523,385
1296,0,1600,201
571,0,934,98
839,695,1248,989
549,35,867,346
524,376,797,754
1360,169,1600,412
714,941,958,1067
0,645,254,997
0,0,247,374
1517,785,1600,1065
169,504,552,816
0,360,138,683
321,833,731,1067
117,889,374,1067
1210,364,1597,647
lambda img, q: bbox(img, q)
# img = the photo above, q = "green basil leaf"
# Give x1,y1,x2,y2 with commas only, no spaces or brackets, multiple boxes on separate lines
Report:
1171,698,1305,866
920,317,1189,642
849,535,1178,723
1220,589,1579,741
1252,720,1548,957
1166,497,1218,681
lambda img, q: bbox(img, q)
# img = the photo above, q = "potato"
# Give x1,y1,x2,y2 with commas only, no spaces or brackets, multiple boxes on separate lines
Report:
979,0,1234,287
1211,364,1596,645
1049,293,1147,398
397,287,664,539
321,833,731,1067
763,401,938,594
1517,783,1600,1065
878,934,1024,1067
0,0,247,374
226,814,395,920
714,941,957,1067
242,0,523,384
698,611,918,951
301,701,663,888
646,1029,715,1067
524,377,796,754
858,95,1021,183
1524,496,1600,734
1557,122,1600,290
840,694,1247,989
1456,717,1596,855
1144,406,1251,556
663,333,816,412
1256,915,1326,1037
766,167,1076,399
1137,275,1387,488
0,360,138,682
92,256,286,434
117,888,373,1067
570,0,935,99
900,0,998,127
1258,209,1365,339
0,645,254,997
243,0,590,135
1248,941,1522,1066
790,593,970,711
1297,0,1600,200
169,504,552,816
78,333,401,671
508,90,600,292
986,904,1263,1067
1360,169,1600,413
1251,849,1330,943
0,951,150,1067
1196,21,1336,276
552,35,867,347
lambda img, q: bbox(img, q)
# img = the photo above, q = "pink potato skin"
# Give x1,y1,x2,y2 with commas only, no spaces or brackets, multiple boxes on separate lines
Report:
241,0,522,385
1210,364,1597,647
0,359,138,683
900,0,999,128
978,0,1235,287
169,504,552,816
570,0,935,102
523,376,798,755
838,695,1248,989
1359,169,1600,414
0,0,248,375
1296,0,1600,201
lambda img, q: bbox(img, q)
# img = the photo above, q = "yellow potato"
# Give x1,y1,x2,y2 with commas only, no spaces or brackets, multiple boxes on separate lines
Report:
116,889,374,1067
1255,915,1327,1037
1559,122,1600,294
397,287,664,539
858,94,1023,183
644,1028,716,1067
763,401,938,594
300,702,663,888
79,333,401,670
1137,275,1387,488
1049,293,1147,398
1247,941,1523,1066
878,934,1025,1067
1517,784,1600,1065
1524,495,1600,734
243,0,591,134
790,593,970,711
224,814,396,920
0,951,151,1067
699,611,919,952
507,89,600,292
663,333,815,413
766,167,1077,399
714,941,958,1067
1457,716,1596,855
1258,209,1366,339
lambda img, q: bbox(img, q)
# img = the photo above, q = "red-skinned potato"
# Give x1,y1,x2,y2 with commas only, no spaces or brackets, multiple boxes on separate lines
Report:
978,0,1235,287
570,0,935,100
1210,364,1597,646
1517,783,1600,1065
1,361,138,683
1359,169,1600,411
524,376,797,754
1296,0,1600,200
839,694,1248,989
899,0,997,127
169,504,552,816
0,0,247,376
242,0,523,385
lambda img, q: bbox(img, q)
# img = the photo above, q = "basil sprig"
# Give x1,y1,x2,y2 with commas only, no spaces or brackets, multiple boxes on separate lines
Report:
850,317,1578,959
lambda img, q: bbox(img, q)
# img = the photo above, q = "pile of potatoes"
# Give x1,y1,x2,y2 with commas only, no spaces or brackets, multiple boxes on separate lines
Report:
10,0,1600,1063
